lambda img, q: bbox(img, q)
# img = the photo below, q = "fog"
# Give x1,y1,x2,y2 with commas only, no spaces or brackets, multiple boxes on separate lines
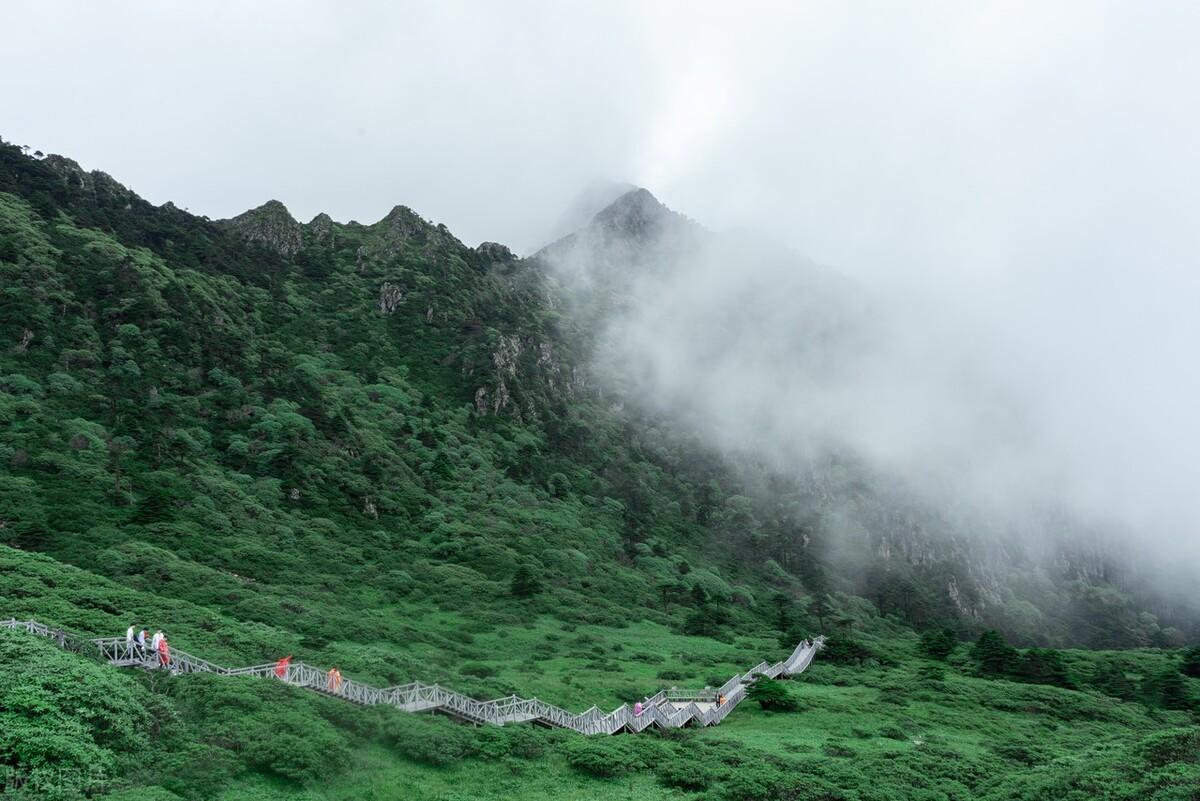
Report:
4,2,1200,569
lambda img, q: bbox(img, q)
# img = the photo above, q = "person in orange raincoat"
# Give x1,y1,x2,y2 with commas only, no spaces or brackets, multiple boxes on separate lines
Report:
274,655,292,679
157,634,170,667
327,667,342,692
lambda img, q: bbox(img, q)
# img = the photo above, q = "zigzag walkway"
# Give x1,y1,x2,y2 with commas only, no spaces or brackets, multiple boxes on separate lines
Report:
2,618,824,735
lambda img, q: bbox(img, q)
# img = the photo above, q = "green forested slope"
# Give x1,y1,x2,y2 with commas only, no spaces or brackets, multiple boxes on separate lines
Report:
0,140,1196,799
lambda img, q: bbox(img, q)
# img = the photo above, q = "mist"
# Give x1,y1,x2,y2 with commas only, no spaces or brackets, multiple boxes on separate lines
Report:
4,2,1199,573
541,189,1200,586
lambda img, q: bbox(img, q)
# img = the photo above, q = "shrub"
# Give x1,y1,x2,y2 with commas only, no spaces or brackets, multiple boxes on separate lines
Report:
380,716,478,766
562,738,658,778
822,742,856,758
918,628,958,660
656,756,720,790
460,662,497,678
1136,728,1199,767
746,677,800,712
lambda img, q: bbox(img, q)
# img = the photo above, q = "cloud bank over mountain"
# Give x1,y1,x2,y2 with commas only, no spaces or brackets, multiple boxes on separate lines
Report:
5,1,1199,571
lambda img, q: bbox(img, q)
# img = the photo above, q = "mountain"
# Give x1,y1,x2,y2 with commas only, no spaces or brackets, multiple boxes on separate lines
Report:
0,139,1196,799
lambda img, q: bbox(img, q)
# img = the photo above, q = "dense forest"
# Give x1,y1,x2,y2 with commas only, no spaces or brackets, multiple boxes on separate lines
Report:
0,139,1196,800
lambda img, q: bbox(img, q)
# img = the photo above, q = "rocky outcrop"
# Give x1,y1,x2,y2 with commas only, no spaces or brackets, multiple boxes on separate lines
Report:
378,282,405,314
475,241,517,264
41,155,137,208
226,200,303,257
306,212,335,245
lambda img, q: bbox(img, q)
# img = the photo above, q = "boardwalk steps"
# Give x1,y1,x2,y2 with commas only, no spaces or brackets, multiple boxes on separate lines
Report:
2,618,824,735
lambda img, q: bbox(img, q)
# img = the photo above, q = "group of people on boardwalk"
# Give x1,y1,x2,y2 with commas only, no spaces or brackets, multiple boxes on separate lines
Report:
125,624,170,667
272,655,344,695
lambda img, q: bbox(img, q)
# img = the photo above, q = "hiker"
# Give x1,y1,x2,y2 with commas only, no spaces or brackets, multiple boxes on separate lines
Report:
718,694,726,706
125,624,135,644
274,655,292,680
327,667,342,693
157,633,170,667
136,629,148,652
633,701,643,717
150,629,163,652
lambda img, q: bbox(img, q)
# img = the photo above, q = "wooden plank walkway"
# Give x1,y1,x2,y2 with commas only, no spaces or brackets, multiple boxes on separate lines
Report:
2,618,824,735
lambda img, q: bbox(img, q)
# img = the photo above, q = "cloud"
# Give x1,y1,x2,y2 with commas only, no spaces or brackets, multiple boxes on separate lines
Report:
4,1,1199,570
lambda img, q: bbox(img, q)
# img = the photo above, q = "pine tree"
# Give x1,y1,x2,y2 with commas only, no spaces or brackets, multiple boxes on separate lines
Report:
971,630,1019,677
1181,646,1200,678
510,565,541,598
1157,669,1193,711
919,628,959,661
1013,648,1075,689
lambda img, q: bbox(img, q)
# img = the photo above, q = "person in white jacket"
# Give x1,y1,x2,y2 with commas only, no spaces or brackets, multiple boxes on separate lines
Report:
150,630,163,652
126,624,135,643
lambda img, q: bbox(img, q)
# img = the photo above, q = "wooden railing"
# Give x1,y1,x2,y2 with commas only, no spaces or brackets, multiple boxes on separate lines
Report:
2,618,824,735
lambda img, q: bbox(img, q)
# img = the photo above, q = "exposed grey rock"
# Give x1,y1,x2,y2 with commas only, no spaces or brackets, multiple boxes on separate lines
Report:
378,282,405,314
226,200,303,257
476,241,517,264
306,212,335,245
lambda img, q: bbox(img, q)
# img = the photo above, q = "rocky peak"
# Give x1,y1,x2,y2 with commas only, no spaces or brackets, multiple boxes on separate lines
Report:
226,200,303,256
40,154,134,204
378,204,429,239
363,204,465,261
475,241,517,264
305,212,336,244
591,188,679,240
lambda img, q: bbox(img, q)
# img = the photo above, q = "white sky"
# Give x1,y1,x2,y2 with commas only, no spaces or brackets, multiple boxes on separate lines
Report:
4,1,1200,563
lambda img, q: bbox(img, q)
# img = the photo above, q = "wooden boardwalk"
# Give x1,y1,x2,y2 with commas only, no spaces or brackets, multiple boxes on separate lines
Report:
2,618,824,735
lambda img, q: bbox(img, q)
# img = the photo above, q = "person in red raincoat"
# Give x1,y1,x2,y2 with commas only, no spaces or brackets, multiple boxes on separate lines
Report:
157,634,170,667
327,667,342,692
274,655,292,679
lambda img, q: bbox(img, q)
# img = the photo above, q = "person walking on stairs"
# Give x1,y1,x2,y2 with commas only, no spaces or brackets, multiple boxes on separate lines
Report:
274,655,292,680
327,667,342,693
634,701,643,717
156,632,170,668
126,623,135,645
136,628,148,655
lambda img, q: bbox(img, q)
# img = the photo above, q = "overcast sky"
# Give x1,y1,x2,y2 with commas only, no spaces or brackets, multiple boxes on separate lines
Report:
4,2,1200,563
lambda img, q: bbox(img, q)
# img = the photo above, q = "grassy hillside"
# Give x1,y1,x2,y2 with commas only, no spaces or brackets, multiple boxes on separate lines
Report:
0,139,1196,799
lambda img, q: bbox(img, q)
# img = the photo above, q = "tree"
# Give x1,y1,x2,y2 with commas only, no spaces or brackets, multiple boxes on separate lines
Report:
1013,648,1075,689
1156,669,1194,711
1093,665,1137,701
746,677,800,712
808,594,833,631
771,592,796,632
107,435,137,505
0,476,48,548
510,564,541,598
1181,646,1200,679
971,630,1019,676
822,636,872,666
682,604,731,637
919,628,958,661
